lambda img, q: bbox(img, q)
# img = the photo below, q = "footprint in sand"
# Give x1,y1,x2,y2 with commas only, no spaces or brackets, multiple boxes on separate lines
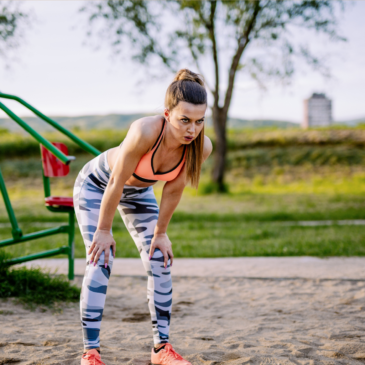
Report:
122,312,150,322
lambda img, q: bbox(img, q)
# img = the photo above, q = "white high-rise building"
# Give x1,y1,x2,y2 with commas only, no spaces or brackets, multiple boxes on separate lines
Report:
303,93,332,129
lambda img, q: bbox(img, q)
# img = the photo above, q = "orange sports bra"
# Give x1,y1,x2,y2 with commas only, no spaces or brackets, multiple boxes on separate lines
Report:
120,118,187,183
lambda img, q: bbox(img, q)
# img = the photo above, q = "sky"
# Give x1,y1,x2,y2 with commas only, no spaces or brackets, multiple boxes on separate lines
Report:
0,1,364,123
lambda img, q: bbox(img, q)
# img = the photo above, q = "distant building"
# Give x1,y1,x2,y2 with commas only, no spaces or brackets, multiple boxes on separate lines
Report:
303,93,332,129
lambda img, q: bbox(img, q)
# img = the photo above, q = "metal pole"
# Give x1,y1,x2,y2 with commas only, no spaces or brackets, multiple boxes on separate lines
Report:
68,212,75,280
0,166,22,239
6,246,69,266
0,102,74,165
0,93,100,157
0,225,67,248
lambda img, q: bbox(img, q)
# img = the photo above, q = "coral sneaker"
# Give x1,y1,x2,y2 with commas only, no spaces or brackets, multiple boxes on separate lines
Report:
151,343,192,365
81,349,105,365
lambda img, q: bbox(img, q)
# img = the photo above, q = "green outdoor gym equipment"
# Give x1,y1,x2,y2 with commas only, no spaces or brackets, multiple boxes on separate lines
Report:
0,92,101,280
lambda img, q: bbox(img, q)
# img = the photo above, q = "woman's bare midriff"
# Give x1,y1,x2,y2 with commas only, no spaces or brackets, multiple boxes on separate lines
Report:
106,146,156,188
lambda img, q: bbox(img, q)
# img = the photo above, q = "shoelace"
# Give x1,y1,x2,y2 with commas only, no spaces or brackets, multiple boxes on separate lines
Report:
82,352,105,365
166,346,184,360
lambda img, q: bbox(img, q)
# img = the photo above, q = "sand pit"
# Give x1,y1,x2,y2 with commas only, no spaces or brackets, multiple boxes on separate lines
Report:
1,258,365,364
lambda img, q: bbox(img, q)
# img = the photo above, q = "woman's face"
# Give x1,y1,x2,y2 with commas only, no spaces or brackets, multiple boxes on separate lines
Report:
164,101,207,144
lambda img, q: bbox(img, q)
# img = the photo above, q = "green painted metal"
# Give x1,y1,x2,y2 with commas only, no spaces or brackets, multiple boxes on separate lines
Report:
0,92,100,157
0,167,23,240
5,246,70,266
67,212,75,280
0,226,68,248
0,102,74,165
42,175,51,198
0,92,102,280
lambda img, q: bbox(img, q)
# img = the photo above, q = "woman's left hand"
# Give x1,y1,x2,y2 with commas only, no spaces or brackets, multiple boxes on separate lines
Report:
149,233,174,269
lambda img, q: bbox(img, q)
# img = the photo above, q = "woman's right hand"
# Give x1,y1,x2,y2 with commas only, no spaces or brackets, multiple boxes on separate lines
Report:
88,229,116,267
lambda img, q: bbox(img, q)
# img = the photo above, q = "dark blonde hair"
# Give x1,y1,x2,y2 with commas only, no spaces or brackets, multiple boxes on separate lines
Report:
164,69,207,189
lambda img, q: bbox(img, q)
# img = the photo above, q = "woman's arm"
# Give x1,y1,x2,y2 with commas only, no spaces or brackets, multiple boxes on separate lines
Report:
89,118,157,265
149,135,213,267
96,121,152,231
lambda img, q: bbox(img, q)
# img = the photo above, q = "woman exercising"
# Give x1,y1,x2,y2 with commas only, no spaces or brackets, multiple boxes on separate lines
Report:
73,68,213,365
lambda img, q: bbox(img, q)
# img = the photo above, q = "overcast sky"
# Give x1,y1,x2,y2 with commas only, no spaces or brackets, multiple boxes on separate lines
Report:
1,1,364,123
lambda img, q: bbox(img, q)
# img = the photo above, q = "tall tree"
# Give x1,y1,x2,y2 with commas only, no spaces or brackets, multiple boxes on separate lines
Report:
0,1,32,69
80,0,345,192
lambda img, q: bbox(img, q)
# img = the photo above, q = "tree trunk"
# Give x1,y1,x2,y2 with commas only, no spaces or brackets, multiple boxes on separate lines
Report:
211,105,227,192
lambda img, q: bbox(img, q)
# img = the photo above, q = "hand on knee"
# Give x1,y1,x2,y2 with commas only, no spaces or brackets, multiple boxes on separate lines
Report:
149,247,163,261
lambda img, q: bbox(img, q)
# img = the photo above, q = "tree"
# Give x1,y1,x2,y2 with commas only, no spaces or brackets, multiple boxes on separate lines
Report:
0,1,32,68
79,0,345,192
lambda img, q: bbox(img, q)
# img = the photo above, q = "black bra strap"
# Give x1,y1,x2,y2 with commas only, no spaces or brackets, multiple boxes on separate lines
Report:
151,117,166,151
132,173,158,183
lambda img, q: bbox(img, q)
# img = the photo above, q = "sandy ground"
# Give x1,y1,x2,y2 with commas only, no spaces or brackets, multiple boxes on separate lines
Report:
1,258,365,365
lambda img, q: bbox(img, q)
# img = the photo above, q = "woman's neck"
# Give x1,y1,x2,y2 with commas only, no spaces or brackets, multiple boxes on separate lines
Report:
161,121,184,152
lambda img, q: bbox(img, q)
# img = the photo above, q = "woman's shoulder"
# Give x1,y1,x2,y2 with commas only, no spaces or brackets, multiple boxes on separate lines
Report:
130,115,164,138
202,135,213,161
128,115,164,150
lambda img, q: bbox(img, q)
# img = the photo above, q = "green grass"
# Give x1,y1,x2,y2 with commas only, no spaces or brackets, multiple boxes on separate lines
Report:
228,146,365,168
226,126,365,149
169,222,365,257
0,251,80,310
225,170,365,195
1,191,364,258
1,219,364,259
1,152,365,259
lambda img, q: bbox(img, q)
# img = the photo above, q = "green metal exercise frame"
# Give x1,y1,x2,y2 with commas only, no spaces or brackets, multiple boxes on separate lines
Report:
0,92,101,280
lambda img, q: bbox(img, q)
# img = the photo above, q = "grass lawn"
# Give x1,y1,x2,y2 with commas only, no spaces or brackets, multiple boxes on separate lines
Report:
1,155,364,259
1,220,364,259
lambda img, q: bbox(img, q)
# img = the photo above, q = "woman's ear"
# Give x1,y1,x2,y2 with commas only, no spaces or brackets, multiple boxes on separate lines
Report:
164,108,170,122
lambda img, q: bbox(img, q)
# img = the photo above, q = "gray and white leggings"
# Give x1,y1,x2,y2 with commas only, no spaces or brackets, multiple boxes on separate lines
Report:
73,150,172,350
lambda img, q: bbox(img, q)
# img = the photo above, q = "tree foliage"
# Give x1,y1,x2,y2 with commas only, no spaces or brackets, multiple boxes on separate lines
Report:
0,1,32,67
80,0,345,191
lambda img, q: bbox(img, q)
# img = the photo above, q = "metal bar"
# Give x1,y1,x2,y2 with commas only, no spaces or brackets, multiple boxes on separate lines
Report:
0,102,74,165
0,166,22,239
68,212,75,280
0,93,100,157
0,226,68,248
5,246,69,266
42,174,51,198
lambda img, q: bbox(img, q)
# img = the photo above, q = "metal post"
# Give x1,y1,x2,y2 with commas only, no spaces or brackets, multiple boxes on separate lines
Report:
0,166,22,239
68,212,75,280
42,175,51,198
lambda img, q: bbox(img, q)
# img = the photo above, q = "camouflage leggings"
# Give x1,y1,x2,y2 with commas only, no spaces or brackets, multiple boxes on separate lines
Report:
73,150,172,350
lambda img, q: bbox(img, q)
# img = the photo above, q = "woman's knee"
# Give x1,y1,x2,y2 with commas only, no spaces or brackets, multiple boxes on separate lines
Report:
89,247,114,269
149,248,170,263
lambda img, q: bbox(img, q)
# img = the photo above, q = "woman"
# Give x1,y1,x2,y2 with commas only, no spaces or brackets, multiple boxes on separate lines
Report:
73,68,213,365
